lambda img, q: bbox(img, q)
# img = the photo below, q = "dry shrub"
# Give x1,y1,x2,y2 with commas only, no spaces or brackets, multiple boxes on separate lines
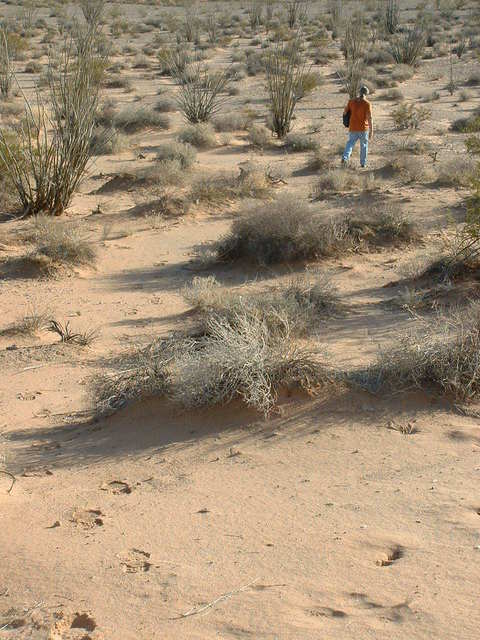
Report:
212,112,252,132
90,127,128,155
178,122,217,149
391,63,414,83
451,109,480,133
114,106,170,133
92,310,328,416
190,164,272,205
435,156,476,187
154,97,176,112
155,142,196,169
465,70,480,86
345,205,419,249
215,195,350,264
381,88,404,101
136,160,186,188
0,308,50,337
391,103,431,129
22,216,96,275
248,123,273,149
183,272,342,336
314,169,375,195
104,74,133,91
357,304,480,402
465,136,480,155
132,191,191,223
306,147,335,172
384,155,434,183
283,133,319,152
295,71,324,98
215,196,417,265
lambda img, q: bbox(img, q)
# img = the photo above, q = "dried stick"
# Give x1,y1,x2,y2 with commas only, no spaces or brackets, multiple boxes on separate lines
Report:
0,470,16,493
170,578,259,620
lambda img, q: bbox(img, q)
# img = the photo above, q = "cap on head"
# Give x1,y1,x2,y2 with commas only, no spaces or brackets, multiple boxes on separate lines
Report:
359,85,369,96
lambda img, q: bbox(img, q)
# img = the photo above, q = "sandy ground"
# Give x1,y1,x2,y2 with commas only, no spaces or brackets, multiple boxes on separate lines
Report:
1,1,480,638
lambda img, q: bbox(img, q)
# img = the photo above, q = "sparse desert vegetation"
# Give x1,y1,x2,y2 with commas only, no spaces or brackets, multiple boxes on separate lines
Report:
1,0,480,637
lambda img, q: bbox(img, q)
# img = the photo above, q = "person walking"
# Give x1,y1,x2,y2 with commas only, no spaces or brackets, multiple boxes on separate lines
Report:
342,85,373,168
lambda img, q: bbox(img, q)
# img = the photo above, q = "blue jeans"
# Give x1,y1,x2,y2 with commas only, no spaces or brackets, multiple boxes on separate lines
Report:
343,131,369,166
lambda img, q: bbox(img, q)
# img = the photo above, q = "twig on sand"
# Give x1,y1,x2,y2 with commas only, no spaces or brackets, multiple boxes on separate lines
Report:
0,470,16,493
170,578,260,620
14,364,50,375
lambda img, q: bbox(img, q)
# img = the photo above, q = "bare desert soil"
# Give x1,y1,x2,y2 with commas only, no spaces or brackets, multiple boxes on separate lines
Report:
1,1,480,638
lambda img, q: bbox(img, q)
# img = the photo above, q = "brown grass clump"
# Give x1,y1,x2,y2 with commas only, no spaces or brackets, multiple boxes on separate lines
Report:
212,112,252,132
183,272,342,337
190,164,273,205
155,142,197,169
305,148,335,172
356,303,480,402
21,216,97,275
382,155,434,184
215,196,417,265
114,106,170,133
314,169,375,196
248,123,274,149
178,123,217,149
283,133,319,152
0,308,50,337
435,157,476,188
92,309,330,416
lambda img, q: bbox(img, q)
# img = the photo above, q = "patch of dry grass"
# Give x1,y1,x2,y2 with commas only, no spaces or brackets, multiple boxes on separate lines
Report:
183,271,342,337
178,122,217,149
215,196,418,265
92,310,331,416
355,303,480,402
21,216,97,275
190,164,273,205
0,308,50,337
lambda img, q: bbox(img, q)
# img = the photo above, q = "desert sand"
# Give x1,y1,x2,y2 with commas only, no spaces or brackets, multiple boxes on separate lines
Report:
1,1,480,638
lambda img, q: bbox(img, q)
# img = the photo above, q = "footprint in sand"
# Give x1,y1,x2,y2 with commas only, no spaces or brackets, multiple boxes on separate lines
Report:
101,480,133,495
71,509,105,529
349,592,412,623
308,606,347,619
118,548,152,573
50,610,100,639
375,544,404,567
